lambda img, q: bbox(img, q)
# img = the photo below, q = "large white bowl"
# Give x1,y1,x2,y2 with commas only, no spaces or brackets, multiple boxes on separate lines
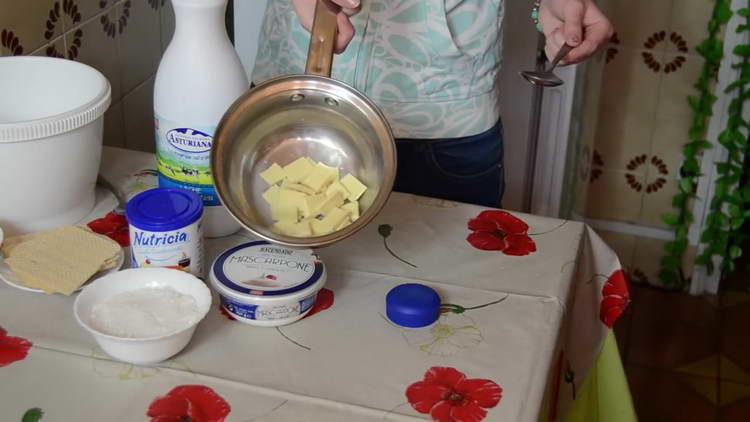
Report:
0,57,111,236
73,268,212,366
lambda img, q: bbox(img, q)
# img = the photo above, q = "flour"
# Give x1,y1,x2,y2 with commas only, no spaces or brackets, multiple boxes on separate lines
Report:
90,286,200,338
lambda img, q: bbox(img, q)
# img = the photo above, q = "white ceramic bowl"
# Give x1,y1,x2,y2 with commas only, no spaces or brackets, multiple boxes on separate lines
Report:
0,57,111,236
73,268,212,365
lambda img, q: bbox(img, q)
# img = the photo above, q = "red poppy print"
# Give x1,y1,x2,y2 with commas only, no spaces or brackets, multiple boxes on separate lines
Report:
218,305,236,321
147,385,230,422
406,367,502,422
87,212,130,246
599,270,630,328
0,327,32,367
467,210,536,256
303,288,334,319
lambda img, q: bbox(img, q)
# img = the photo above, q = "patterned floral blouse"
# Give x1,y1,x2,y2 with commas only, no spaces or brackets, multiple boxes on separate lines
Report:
252,0,504,139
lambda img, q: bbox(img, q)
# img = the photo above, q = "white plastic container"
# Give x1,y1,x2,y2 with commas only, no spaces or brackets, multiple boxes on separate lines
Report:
0,57,111,236
154,0,249,238
209,241,327,327
73,268,212,365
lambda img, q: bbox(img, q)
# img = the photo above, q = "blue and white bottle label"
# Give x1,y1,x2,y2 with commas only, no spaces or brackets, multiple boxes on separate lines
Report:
155,115,220,206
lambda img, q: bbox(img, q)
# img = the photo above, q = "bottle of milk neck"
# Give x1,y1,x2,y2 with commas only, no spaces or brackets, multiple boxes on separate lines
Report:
154,0,248,238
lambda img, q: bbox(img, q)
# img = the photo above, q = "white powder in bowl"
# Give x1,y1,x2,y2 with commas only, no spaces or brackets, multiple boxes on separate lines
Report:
89,286,200,338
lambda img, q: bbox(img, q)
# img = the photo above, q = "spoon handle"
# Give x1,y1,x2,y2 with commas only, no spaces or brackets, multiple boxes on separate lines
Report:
547,44,573,71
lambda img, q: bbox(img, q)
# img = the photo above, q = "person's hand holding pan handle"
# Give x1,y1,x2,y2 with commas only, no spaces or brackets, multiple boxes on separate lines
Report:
292,0,361,54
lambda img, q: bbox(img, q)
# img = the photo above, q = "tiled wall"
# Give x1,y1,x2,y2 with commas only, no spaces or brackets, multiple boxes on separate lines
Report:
584,0,714,286
0,0,175,152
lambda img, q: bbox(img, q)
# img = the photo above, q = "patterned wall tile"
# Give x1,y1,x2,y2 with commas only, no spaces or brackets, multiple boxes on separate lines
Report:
123,75,155,152
595,109,655,174
29,36,66,58
599,50,661,123
77,0,117,24
65,7,123,101
116,0,162,95
160,0,174,52
610,0,673,52
0,1,60,56
669,0,715,52
597,229,637,269
104,100,126,148
638,176,678,228
650,113,688,181
655,53,703,119
639,30,690,73
587,169,645,223
54,0,85,33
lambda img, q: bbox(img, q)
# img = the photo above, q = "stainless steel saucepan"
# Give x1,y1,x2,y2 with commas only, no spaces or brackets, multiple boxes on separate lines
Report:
211,0,396,247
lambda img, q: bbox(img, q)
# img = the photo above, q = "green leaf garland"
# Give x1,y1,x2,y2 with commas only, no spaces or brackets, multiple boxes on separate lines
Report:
661,0,734,288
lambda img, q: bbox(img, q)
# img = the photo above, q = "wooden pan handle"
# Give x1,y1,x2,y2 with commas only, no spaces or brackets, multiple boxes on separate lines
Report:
305,0,341,77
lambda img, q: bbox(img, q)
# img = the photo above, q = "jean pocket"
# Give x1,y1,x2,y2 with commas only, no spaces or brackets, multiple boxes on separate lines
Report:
429,135,503,179
424,158,503,208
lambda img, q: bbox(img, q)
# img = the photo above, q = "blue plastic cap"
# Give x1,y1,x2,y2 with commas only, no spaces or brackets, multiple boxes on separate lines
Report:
386,283,441,328
126,188,203,232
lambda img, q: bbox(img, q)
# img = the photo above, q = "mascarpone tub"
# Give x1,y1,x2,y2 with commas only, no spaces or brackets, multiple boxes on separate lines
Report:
209,241,326,327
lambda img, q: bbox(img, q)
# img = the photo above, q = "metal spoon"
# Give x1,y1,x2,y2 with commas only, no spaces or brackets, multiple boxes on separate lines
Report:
520,44,573,87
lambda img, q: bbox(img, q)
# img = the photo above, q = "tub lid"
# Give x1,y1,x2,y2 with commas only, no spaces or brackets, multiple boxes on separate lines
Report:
210,241,325,297
126,188,203,232
0,57,111,143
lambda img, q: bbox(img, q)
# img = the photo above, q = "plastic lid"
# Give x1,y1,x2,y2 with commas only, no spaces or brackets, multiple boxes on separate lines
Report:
0,57,111,143
126,188,203,232
210,241,325,298
386,284,441,328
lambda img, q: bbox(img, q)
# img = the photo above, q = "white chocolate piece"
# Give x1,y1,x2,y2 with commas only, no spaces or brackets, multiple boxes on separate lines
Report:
311,207,350,235
302,162,339,193
318,191,345,216
271,200,298,223
282,180,316,196
310,219,332,236
341,201,359,220
340,174,367,201
283,157,315,183
279,189,307,215
302,194,326,218
326,180,349,199
336,217,352,231
260,163,285,185
324,207,350,229
262,184,281,205
274,220,313,237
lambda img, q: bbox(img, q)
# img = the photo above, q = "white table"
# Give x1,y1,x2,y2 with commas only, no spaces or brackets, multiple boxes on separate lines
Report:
0,147,628,422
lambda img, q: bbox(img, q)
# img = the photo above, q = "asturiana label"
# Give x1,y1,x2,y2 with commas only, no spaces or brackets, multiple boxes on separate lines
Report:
155,116,220,206
167,128,212,153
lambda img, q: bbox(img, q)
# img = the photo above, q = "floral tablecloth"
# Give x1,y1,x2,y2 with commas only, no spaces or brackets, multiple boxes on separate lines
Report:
0,147,633,422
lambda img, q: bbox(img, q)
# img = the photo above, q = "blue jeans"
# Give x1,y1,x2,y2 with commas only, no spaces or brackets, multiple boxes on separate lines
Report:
393,120,504,208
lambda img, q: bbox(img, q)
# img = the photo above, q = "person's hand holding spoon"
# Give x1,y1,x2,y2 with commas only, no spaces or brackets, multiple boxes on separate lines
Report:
539,0,614,65
522,0,613,86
